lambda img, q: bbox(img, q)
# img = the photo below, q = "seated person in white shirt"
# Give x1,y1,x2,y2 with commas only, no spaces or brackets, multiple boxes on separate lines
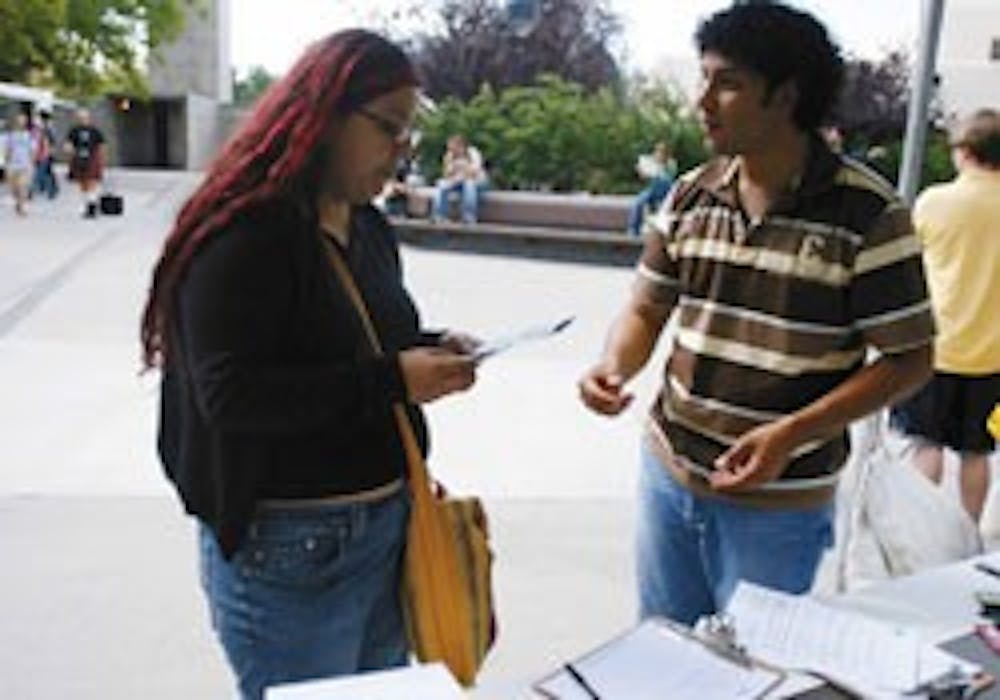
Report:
432,134,488,224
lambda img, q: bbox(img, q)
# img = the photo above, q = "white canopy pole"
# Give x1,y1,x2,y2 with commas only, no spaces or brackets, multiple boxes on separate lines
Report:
898,0,945,204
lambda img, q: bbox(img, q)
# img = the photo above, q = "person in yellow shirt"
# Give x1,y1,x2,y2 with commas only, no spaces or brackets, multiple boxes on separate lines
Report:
891,108,1000,522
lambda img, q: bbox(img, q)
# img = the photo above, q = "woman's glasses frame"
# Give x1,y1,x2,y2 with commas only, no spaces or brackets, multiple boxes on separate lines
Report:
357,107,413,147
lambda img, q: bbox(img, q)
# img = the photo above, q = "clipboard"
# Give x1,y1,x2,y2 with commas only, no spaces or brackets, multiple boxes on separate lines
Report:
532,616,786,700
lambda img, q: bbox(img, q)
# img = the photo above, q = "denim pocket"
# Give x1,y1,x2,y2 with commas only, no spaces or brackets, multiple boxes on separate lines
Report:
238,510,353,589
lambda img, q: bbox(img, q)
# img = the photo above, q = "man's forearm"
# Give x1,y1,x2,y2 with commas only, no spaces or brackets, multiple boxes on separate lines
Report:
785,343,933,444
601,301,670,381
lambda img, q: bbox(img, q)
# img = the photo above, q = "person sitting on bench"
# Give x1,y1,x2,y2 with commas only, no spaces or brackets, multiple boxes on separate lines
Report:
432,134,488,224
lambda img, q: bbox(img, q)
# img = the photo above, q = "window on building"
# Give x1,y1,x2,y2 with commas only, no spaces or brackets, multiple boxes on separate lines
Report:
992,38,1000,61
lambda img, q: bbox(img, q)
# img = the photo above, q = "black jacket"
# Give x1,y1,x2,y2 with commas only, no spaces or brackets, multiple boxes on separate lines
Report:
158,201,430,557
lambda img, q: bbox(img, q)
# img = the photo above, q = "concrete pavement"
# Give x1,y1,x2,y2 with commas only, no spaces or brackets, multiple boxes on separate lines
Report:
0,171,658,699
3,170,998,699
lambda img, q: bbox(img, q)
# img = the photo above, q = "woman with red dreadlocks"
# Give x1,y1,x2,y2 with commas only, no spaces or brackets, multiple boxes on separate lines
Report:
140,30,479,699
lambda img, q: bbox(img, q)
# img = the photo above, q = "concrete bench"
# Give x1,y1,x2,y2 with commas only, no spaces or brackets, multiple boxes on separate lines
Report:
391,217,643,267
405,186,631,233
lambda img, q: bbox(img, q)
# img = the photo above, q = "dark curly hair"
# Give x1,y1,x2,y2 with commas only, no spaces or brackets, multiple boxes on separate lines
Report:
696,1,844,131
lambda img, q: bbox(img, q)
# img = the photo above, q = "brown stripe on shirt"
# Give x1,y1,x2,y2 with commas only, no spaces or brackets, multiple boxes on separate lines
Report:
636,138,934,490
677,300,860,360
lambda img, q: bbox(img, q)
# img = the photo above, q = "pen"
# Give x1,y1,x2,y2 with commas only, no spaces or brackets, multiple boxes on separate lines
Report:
564,662,601,699
552,316,574,333
975,562,1000,580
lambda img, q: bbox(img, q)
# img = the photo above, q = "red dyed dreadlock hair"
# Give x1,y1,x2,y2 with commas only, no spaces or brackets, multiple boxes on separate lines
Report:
140,29,418,368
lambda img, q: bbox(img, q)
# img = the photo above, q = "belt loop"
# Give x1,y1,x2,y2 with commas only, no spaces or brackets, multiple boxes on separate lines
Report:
351,500,366,536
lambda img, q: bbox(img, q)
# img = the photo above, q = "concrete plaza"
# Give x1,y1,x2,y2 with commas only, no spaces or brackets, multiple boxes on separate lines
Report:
2,170,997,699
0,170,666,699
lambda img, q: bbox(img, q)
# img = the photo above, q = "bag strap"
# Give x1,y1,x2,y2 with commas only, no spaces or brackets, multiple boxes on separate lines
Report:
321,235,434,493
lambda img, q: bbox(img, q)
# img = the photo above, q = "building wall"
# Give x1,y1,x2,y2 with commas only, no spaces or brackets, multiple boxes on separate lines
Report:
111,103,157,166
149,0,232,103
185,94,224,170
91,101,119,166
937,0,1000,118
137,0,233,169
216,0,233,104
165,100,188,169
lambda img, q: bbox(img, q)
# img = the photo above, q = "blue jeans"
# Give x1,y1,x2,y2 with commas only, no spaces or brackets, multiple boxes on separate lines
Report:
198,488,410,700
31,158,58,199
433,179,485,223
627,177,673,236
636,441,833,625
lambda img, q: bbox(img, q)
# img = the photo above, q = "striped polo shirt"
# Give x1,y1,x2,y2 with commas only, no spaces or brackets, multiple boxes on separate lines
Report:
636,137,934,505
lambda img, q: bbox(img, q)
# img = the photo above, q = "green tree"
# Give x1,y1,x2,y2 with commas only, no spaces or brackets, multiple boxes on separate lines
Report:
0,1,63,83
864,130,956,189
416,75,706,194
232,65,275,107
834,51,913,147
0,0,194,96
407,0,623,101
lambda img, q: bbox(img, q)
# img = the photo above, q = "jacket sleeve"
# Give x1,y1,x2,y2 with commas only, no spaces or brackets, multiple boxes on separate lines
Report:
175,222,408,436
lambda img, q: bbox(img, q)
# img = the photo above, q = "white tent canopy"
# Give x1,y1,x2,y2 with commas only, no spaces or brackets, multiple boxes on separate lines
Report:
0,81,75,114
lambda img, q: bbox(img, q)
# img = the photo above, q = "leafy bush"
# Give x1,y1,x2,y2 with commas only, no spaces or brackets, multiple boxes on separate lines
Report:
414,72,954,196
858,129,956,189
415,75,707,194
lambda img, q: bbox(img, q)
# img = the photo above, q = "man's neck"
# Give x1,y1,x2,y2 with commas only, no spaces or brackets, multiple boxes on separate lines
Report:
960,160,1000,179
736,129,811,219
739,129,810,193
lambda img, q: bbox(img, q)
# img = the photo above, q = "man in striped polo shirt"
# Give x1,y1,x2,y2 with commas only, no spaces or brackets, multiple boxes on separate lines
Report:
578,1,934,626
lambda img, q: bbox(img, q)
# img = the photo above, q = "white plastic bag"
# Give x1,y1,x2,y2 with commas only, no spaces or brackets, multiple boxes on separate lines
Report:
833,414,982,593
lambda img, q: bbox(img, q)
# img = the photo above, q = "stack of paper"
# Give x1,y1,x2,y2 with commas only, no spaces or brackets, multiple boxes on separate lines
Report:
264,662,465,700
726,582,978,697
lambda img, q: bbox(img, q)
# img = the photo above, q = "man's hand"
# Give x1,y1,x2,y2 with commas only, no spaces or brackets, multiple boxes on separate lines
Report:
710,418,798,491
578,363,634,416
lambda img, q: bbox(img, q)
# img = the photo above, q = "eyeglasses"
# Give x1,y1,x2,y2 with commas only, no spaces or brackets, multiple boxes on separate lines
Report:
357,107,413,147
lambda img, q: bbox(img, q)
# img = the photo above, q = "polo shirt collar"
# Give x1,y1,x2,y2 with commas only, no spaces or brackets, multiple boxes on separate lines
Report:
797,134,841,197
700,158,741,208
700,133,841,207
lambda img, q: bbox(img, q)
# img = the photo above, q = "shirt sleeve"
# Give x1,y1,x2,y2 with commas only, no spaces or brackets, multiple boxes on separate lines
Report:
632,184,682,310
176,222,407,436
849,201,935,354
910,187,943,245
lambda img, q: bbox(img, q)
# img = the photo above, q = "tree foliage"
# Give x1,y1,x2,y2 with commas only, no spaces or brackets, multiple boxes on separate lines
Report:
834,51,915,147
0,0,193,97
831,50,952,187
416,75,707,194
864,130,956,189
232,65,275,107
407,0,623,101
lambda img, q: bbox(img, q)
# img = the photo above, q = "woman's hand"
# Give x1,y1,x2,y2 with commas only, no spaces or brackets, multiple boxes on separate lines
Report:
398,347,477,403
438,330,482,357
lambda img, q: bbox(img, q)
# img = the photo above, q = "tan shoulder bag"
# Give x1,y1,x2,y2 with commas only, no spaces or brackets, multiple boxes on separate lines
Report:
324,239,496,686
